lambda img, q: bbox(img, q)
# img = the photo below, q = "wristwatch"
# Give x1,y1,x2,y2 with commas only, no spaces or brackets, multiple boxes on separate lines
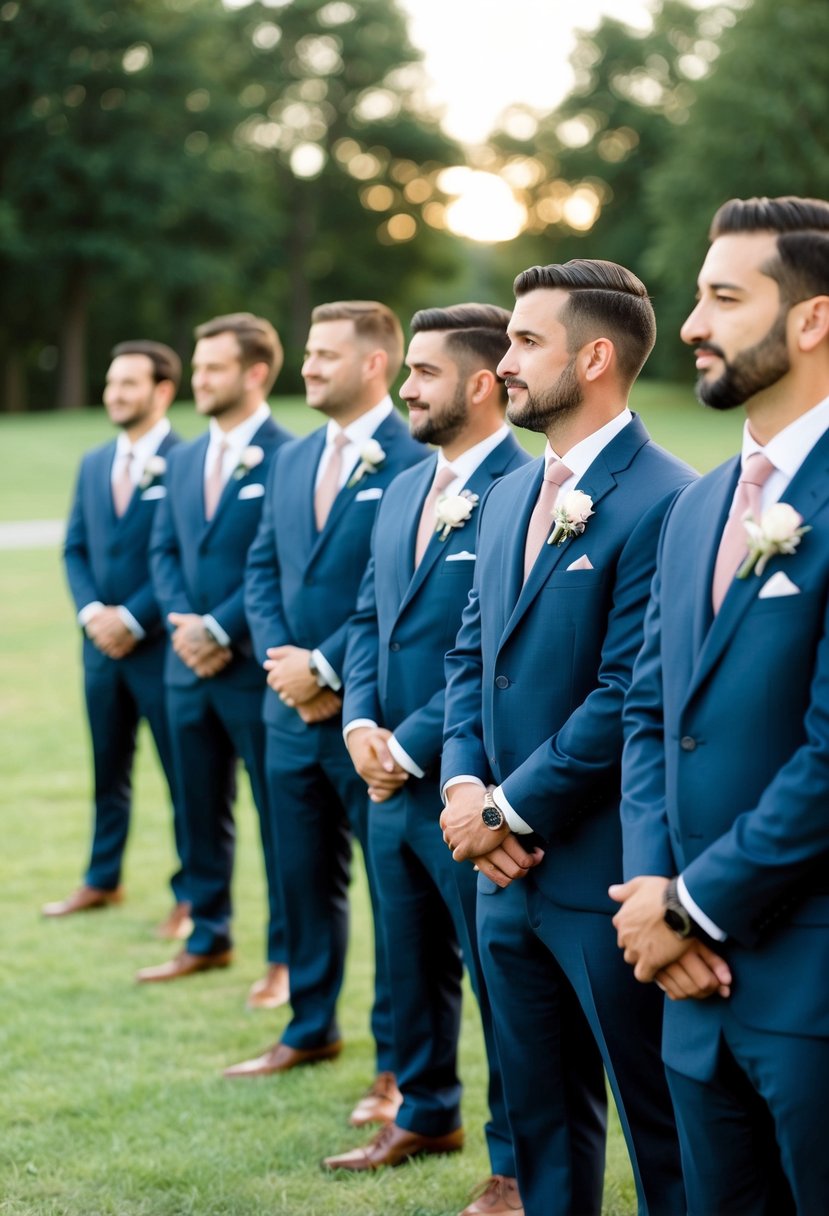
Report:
663,877,693,939
481,788,505,831
307,652,326,687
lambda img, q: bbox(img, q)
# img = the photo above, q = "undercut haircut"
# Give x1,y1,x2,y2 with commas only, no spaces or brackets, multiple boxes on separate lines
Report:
411,303,511,403
513,259,656,386
710,196,829,307
311,300,404,385
110,340,182,392
194,312,284,393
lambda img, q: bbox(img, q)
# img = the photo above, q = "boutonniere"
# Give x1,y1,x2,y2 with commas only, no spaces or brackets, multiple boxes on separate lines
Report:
739,503,810,578
233,445,264,479
347,438,386,488
139,455,166,489
435,490,479,540
548,489,594,546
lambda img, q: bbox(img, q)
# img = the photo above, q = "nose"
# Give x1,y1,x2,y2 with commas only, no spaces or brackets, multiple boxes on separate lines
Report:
680,299,709,347
497,345,517,378
399,372,417,401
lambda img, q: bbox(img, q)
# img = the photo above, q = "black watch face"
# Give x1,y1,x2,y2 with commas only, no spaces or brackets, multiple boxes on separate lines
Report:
665,907,690,937
482,805,503,829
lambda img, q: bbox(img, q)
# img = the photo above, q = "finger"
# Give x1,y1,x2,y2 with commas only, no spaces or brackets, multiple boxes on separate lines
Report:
500,835,539,870
473,856,512,889
608,881,631,903
370,737,397,774
693,942,733,989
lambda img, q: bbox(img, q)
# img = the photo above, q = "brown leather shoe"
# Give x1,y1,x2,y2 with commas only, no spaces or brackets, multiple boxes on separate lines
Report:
348,1071,402,1127
459,1175,524,1215
322,1121,464,1171
135,949,233,983
155,901,193,941
223,1039,343,1078
42,885,124,917
246,963,290,1009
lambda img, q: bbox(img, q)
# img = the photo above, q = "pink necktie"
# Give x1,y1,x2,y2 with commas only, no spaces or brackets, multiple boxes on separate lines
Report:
204,440,229,521
112,451,134,517
414,465,457,567
711,452,776,613
315,431,350,531
523,459,573,582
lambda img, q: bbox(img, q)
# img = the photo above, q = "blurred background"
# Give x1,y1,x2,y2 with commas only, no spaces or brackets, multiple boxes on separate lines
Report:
1,0,828,411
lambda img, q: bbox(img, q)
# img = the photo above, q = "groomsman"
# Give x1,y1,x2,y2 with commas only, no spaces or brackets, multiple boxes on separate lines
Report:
613,196,829,1215
47,341,188,935
322,304,528,1214
226,302,425,1122
440,261,693,1216
137,313,293,1007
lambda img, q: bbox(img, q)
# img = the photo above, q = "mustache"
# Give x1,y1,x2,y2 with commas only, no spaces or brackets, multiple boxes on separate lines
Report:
694,344,726,360
503,377,528,390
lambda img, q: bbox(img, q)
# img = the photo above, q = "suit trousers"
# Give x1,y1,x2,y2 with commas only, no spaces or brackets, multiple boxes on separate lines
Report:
166,679,285,961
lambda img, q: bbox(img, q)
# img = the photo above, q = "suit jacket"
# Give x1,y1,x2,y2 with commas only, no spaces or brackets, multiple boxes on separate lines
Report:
150,416,293,688
622,426,829,1051
344,432,531,779
245,408,428,730
441,414,696,911
64,429,181,671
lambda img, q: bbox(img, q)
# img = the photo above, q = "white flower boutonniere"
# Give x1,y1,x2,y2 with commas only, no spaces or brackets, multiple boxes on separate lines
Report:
435,490,479,540
548,489,594,546
739,503,810,578
139,455,167,489
347,439,386,488
233,445,264,479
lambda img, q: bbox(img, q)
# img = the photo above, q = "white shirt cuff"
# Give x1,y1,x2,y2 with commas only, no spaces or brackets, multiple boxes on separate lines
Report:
343,718,377,742
678,874,727,942
492,785,535,835
202,614,231,648
312,647,342,691
116,606,145,640
441,774,486,803
78,601,104,627
388,735,425,779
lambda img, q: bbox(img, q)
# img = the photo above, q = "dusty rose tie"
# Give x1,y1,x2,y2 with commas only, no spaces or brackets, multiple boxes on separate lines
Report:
204,440,229,521
711,451,776,613
414,465,456,567
112,451,134,517
523,459,573,582
314,431,350,531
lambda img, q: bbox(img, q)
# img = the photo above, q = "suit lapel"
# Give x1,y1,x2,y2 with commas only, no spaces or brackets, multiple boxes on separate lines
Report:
202,418,273,538
396,455,438,611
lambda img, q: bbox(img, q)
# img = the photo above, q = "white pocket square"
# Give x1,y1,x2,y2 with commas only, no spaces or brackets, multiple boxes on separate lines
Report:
140,485,166,501
355,487,383,501
566,554,594,572
238,483,265,500
758,570,800,598
446,550,476,562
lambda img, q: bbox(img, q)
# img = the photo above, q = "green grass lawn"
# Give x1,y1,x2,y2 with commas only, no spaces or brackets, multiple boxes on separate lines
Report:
0,394,741,1215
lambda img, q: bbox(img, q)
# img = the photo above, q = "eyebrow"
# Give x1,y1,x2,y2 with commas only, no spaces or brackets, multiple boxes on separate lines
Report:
509,326,545,342
407,360,442,373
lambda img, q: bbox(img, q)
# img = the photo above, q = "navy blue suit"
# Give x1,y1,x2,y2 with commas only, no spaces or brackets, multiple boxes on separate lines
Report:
150,416,293,959
622,428,829,1215
343,433,529,1164
245,409,426,1065
64,429,185,896
442,416,693,1216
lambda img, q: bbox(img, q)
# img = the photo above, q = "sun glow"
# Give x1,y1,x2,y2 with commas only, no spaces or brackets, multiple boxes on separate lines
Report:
438,168,527,243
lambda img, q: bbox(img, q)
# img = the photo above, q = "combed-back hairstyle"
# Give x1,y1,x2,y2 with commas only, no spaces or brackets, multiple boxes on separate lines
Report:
110,340,182,392
710,196,829,307
311,300,404,385
513,259,656,386
410,303,511,402
194,312,284,392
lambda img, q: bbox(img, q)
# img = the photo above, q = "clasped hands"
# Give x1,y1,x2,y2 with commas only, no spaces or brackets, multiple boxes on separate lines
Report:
439,782,543,888
168,612,232,678
264,644,341,724
346,726,409,803
610,876,732,1002
85,606,139,660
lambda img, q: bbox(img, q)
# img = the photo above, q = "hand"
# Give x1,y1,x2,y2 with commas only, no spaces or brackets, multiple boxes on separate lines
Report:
470,835,545,888
346,727,409,800
191,648,233,679
296,688,342,724
168,612,231,677
440,783,505,861
264,645,321,706
85,606,138,659
655,940,732,1001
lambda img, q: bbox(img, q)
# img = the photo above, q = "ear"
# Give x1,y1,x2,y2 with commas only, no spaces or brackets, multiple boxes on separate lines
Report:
363,348,388,382
153,379,177,412
794,296,829,353
467,368,496,405
243,360,270,392
582,337,614,382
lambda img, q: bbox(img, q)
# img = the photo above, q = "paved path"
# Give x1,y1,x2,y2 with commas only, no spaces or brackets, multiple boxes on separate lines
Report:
0,520,65,550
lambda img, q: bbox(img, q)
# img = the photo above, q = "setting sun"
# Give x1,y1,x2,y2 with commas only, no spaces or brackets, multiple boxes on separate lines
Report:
438,167,528,243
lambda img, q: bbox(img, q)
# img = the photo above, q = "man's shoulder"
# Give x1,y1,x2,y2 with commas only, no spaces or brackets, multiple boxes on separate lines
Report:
636,438,698,493
79,438,117,468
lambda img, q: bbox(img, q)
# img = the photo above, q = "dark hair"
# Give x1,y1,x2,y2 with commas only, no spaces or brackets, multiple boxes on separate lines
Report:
411,303,511,401
194,312,284,392
110,340,181,392
311,300,404,385
513,259,656,385
710,196,829,306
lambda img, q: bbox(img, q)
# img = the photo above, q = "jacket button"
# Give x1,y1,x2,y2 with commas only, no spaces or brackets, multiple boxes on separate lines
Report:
679,736,697,752
495,675,510,689
389,642,401,652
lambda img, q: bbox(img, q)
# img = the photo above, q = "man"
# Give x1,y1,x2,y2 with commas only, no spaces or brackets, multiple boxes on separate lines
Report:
323,304,528,1215
440,261,693,1216
136,313,292,1009
226,302,426,1120
47,341,188,936
612,196,829,1216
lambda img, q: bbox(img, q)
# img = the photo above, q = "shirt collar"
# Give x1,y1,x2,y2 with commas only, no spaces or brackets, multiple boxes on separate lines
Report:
325,396,393,449
115,417,171,463
208,401,271,456
435,424,511,486
741,394,829,482
545,408,632,478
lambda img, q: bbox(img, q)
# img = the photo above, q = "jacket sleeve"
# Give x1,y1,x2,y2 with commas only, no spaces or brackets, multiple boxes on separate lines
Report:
63,461,99,614
342,556,382,725
244,459,292,663
441,579,490,787
149,475,195,625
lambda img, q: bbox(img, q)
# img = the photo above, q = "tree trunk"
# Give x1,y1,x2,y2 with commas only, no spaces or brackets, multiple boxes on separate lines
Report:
56,271,89,409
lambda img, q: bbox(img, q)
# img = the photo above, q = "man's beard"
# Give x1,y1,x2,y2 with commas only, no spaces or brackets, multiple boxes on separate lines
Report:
410,385,468,447
695,310,790,411
506,355,582,432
